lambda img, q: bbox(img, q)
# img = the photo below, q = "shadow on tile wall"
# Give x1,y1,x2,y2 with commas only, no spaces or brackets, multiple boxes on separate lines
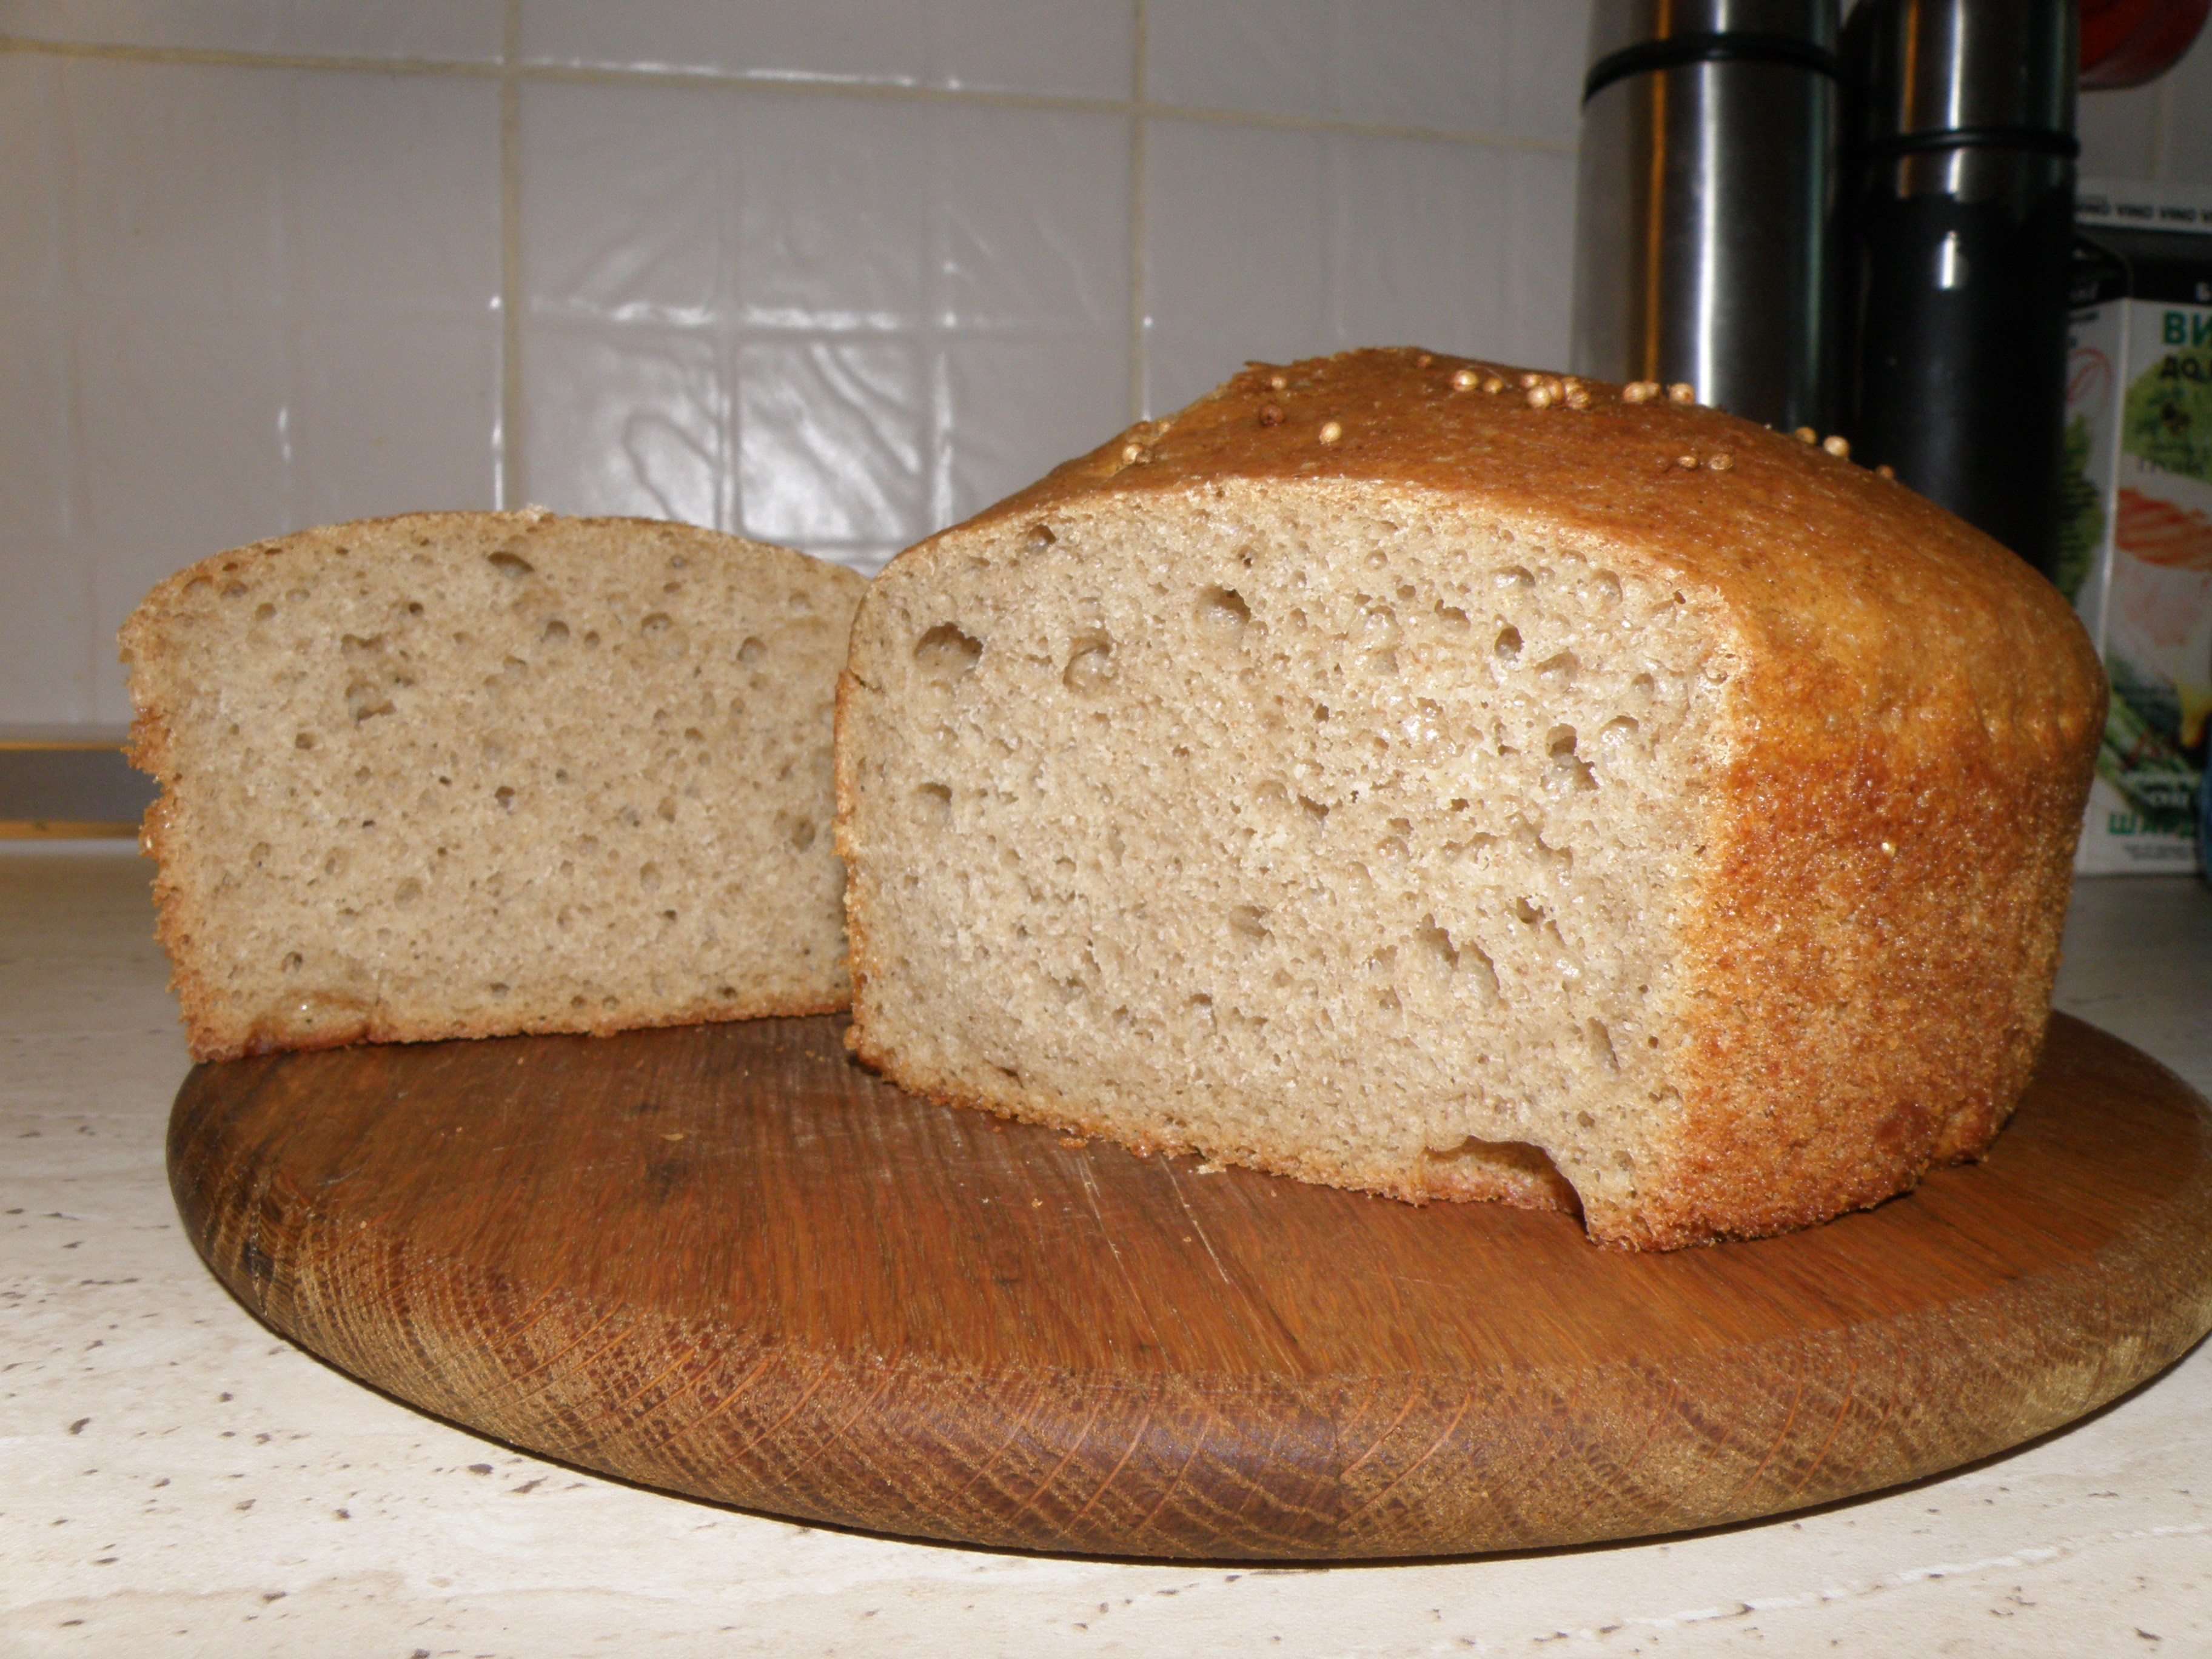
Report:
0,0,2202,725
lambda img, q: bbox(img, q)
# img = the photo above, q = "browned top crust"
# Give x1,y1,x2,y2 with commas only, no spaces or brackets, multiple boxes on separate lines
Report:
961,349,2102,753
886,347,2107,1248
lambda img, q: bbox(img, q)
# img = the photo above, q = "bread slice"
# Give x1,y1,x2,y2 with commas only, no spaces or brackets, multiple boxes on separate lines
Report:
836,349,2106,1249
122,509,866,1062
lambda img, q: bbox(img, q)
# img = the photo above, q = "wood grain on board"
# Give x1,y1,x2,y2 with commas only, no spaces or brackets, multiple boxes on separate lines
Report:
169,1011,2212,1560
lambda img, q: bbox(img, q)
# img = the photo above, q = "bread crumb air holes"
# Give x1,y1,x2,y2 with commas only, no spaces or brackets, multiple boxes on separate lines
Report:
914,623,983,685
346,681,395,723
1415,917,1458,978
486,551,534,578
1197,586,1251,630
1494,625,1522,661
789,818,817,852
1424,1138,1570,1195
1463,941,1501,1002
1230,905,1271,947
1063,630,1115,695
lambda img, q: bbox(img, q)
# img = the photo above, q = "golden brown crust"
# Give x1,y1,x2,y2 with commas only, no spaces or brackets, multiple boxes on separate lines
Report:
199,986,849,1066
842,348,2105,1248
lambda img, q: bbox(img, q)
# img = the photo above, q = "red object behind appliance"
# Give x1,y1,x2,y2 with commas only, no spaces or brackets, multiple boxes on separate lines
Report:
2082,0,2211,88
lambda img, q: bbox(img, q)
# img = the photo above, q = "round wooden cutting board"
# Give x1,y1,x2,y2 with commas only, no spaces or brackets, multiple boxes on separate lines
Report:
169,1011,2212,1561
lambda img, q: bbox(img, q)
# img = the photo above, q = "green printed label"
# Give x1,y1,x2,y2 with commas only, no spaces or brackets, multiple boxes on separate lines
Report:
2164,310,2212,346
2125,338,2212,483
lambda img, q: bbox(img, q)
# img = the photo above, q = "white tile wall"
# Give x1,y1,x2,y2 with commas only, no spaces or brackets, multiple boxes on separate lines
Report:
2077,39,2212,183
3,50,504,724
0,1,504,61
1147,0,1580,142
2155,35,2212,186
7,0,2209,728
514,80,1131,568
2079,79,2164,180
0,547,99,726
1144,119,1520,412
517,0,1134,99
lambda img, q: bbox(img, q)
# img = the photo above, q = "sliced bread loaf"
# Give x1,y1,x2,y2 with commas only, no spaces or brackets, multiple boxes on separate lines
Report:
123,510,866,1062
836,349,2106,1249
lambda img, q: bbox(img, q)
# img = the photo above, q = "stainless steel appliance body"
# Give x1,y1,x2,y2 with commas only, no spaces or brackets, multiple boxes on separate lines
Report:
1571,0,1842,431
1843,0,2077,575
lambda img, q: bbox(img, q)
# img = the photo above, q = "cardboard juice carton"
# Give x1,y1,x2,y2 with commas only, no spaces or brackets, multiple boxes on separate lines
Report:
2064,180,2212,874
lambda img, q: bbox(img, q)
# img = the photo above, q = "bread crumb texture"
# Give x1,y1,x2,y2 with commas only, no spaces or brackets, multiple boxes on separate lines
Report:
121,510,865,1061
837,347,2106,1249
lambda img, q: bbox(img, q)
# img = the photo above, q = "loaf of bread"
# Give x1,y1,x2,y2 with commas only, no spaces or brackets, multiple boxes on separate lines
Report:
836,349,2106,1248
123,509,866,1062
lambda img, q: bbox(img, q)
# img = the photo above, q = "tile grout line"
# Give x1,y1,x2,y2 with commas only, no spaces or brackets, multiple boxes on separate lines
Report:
498,2,522,510
0,34,1574,156
1128,0,1148,425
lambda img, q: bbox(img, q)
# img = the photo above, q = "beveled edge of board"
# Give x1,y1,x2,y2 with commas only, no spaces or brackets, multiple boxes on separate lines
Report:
166,1014,2212,1560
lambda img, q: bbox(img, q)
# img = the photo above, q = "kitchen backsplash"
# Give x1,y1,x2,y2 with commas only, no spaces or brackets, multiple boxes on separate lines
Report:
0,0,2204,728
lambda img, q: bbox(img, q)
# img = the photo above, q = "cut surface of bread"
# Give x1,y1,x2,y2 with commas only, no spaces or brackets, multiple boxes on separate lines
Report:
836,350,2106,1249
123,509,866,1062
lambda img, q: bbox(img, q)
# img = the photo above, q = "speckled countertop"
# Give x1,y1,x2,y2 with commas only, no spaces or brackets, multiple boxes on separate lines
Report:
5,848,2208,1659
